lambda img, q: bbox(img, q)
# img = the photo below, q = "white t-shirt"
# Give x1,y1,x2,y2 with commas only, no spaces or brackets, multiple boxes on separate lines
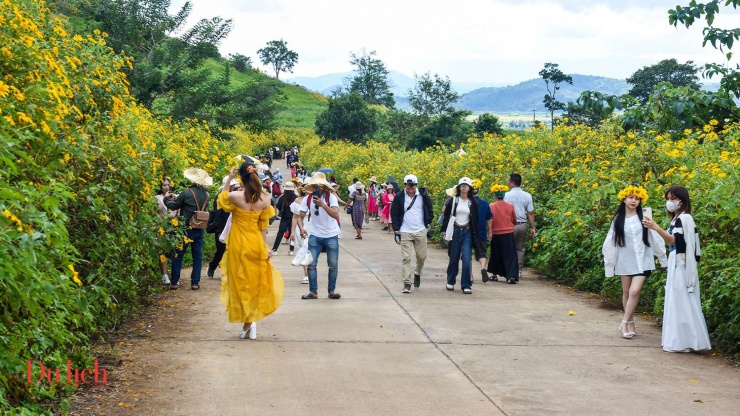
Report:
300,192,340,238
399,189,426,233
454,198,471,225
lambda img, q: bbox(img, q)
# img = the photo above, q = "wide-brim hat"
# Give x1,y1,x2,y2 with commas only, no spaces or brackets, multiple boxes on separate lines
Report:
368,176,377,183
219,175,239,191
183,168,213,188
284,181,296,191
445,187,456,197
309,172,333,189
354,181,365,190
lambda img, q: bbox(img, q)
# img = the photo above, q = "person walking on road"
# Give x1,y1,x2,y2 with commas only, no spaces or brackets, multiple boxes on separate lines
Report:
165,168,212,290
297,172,342,300
441,177,480,294
487,185,519,283
504,173,536,276
391,174,434,293
346,181,368,239
642,185,711,352
218,163,284,340
270,181,297,254
472,187,493,283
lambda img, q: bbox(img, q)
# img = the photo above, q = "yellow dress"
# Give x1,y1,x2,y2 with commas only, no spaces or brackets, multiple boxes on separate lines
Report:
218,191,284,323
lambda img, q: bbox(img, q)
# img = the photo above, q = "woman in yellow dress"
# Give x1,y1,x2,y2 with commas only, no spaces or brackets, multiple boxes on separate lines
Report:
219,162,284,340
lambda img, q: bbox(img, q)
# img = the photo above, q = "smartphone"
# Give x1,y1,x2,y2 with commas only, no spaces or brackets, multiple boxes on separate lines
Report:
643,207,652,219
312,189,321,199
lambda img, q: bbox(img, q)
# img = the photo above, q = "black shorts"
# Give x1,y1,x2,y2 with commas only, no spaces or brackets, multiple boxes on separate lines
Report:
625,270,652,277
474,239,488,261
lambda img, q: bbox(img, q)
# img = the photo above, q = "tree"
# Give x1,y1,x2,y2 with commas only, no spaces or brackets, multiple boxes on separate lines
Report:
408,72,459,118
257,39,298,80
539,63,573,130
229,53,252,73
473,113,504,136
627,59,700,104
315,92,378,143
347,49,395,107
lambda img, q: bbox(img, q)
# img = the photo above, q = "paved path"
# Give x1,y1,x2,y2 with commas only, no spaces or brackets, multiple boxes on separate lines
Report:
72,159,739,415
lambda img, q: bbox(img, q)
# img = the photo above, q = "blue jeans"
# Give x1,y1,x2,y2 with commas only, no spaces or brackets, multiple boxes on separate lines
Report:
171,228,205,286
447,226,472,289
307,235,339,294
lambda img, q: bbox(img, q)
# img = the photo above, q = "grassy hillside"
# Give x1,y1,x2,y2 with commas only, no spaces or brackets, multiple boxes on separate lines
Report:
203,59,328,129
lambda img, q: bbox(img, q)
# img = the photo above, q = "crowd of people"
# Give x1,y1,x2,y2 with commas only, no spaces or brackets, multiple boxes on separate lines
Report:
155,154,711,353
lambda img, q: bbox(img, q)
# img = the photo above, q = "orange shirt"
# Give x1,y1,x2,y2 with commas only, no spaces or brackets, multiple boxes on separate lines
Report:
489,201,517,235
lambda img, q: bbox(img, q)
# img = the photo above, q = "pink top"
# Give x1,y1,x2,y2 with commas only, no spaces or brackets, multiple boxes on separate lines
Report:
489,201,516,235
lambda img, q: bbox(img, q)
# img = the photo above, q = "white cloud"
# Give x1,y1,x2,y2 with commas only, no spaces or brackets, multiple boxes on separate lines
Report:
170,0,740,85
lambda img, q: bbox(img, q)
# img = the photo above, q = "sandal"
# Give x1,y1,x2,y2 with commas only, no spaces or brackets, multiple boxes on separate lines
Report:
191,284,200,290
619,320,634,339
355,236,362,239
328,292,341,299
627,320,636,336
301,293,318,299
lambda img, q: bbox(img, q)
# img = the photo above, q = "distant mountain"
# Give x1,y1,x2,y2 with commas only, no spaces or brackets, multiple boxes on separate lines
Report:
457,74,631,113
287,71,504,99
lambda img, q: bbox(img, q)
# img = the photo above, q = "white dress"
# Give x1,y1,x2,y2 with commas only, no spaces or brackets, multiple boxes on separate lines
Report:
602,215,667,277
290,201,309,266
662,214,711,352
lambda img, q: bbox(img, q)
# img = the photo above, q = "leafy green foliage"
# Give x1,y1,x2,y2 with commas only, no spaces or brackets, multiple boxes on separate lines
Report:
408,72,459,118
626,59,700,104
229,53,252,73
257,39,298,80
347,49,395,107
473,113,504,136
315,92,378,143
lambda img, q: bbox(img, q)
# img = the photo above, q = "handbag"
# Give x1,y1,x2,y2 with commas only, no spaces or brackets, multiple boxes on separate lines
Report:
292,239,310,267
188,189,210,230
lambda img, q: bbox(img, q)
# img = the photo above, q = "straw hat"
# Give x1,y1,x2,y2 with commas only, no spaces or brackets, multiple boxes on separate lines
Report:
284,181,296,191
354,181,365,190
309,172,333,189
183,168,213,188
219,175,239,191
368,176,377,183
445,187,456,197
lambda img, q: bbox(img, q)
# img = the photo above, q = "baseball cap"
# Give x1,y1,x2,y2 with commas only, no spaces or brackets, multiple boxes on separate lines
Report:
404,174,418,184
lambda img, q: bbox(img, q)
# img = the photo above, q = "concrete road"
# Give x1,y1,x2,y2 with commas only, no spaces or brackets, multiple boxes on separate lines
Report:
73,160,739,416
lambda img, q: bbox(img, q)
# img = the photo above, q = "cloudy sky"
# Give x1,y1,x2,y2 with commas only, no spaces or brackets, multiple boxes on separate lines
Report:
170,0,740,85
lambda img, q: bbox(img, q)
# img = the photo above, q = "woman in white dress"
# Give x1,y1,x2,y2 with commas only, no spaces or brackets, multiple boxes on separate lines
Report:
603,185,667,338
643,185,711,352
291,181,310,283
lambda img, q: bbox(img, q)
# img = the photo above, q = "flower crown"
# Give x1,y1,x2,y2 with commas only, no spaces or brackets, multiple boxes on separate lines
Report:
617,185,648,203
490,184,509,193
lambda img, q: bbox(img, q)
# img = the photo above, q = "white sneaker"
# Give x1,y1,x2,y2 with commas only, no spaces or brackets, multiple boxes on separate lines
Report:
302,276,309,284
162,274,171,285
288,251,294,256
446,284,454,291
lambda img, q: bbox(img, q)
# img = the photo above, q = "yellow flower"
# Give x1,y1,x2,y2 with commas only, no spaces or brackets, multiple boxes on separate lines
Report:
159,254,167,263
171,218,179,227
617,185,648,203
0,82,9,97
489,184,509,193
568,310,576,316
73,272,82,287
158,227,165,235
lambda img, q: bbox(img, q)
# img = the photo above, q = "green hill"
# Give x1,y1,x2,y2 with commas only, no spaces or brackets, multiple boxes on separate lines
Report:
202,59,328,129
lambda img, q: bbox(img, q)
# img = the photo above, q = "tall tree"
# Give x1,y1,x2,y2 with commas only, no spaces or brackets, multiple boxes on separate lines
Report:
347,49,395,107
315,92,378,143
627,59,700,104
257,39,298,80
408,72,459,118
473,113,504,136
539,62,573,130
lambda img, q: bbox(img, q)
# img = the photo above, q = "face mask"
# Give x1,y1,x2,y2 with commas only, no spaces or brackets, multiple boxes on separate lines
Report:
666,200,681,212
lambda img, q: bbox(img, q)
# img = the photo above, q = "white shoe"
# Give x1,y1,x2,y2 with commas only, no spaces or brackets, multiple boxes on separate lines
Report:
239,322,256,340
288,251,294,256
446,284,454,291
162,274,171,285
302,276,309,284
